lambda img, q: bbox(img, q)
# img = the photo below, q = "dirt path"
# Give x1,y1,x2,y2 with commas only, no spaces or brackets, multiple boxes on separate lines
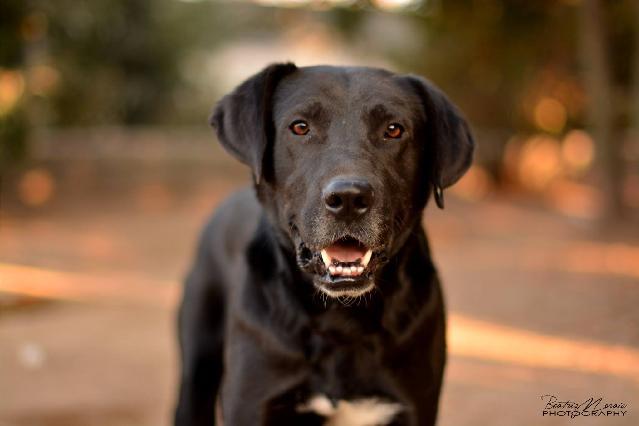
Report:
1,132,637,425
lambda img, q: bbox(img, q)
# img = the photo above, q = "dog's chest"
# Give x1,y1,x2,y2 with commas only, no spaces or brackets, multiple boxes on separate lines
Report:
297,394,403,426
298,328,402,424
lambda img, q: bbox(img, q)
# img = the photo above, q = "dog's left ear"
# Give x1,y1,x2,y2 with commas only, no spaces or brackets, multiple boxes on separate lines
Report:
210,62,298,184
403,76,475,209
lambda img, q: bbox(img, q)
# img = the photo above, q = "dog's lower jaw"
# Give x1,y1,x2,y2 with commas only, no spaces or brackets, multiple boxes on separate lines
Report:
314,280,375,299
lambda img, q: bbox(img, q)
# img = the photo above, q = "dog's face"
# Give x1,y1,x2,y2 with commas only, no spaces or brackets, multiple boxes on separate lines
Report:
212,64,473,298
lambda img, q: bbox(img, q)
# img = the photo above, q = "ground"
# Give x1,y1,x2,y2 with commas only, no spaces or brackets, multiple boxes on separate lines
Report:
1,129,637,425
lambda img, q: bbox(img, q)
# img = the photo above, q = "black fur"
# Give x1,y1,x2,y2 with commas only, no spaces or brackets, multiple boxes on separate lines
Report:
175,64,474,426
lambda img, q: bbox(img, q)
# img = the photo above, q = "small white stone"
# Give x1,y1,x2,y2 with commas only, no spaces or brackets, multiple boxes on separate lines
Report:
18,342,46,370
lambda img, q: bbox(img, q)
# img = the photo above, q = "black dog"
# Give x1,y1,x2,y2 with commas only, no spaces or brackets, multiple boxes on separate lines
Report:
175,63,474,426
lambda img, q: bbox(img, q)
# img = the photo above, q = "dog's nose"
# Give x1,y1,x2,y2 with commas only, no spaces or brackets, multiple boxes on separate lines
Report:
323,178,373,220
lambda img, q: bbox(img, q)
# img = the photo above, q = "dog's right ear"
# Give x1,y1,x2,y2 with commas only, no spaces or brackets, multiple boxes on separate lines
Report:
210,63,297,184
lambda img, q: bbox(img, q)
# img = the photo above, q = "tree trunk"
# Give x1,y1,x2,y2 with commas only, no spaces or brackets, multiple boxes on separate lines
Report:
633,0,639,182
580,0,625,219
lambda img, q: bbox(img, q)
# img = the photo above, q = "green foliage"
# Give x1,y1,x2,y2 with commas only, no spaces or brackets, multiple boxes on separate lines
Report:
0,0,29,171
0,0,26,67
0,108,29,170
1,0,637,167
43,0,186,124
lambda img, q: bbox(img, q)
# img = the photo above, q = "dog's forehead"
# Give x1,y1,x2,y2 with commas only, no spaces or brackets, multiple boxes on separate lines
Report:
273,66,418,115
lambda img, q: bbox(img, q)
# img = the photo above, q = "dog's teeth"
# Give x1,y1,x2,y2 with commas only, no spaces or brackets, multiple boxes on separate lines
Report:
361,250,373,267
350,266,357,275
357,266,364,274
328,265,336,275
320,250,331,267
343,268,351,276
336,265,343,274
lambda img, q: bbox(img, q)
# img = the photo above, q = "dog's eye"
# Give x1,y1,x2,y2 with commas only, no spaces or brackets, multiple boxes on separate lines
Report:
289,120,310,136
384,123,404,139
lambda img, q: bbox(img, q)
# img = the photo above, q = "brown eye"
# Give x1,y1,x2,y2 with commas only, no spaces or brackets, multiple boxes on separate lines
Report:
384,123,404,139
290,120,309,136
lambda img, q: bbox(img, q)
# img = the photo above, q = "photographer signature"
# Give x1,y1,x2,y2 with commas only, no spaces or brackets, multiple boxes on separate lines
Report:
541,394,628,418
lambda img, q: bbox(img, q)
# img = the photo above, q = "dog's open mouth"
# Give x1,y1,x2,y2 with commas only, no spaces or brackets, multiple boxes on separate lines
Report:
295,231,388,298
320,237,373,278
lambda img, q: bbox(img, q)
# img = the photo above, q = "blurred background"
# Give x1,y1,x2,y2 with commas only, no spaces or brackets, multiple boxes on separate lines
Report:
1,0,638,425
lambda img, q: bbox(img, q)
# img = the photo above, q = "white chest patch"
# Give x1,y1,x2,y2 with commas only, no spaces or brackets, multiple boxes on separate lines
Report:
297,394,403,426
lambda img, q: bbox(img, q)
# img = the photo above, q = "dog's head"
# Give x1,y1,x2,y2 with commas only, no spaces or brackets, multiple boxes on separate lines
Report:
211,63,474,298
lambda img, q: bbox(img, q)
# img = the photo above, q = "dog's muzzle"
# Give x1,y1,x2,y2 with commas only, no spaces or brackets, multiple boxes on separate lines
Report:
296,235,388,298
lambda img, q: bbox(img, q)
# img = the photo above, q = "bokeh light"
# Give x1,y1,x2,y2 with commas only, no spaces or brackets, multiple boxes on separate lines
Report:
18,168,56,207
534,97,567,134
253,0,356,8
20,12,48,42
517,135,562,191
28,64,60,97
547,179,602,219
371,0,421,11
561,129,595,174
0,70,25,115
451,165,493,202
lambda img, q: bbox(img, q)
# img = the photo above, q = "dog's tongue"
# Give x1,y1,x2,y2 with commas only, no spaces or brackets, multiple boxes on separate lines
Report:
325,242,367,262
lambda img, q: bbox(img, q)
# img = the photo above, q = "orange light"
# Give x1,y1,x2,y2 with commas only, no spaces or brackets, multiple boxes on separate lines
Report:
561,129,595,173
18,169,55,207
29,64,60,96
449,314,639,382
0,69,25,115
546,179,602,219
371,0,419,10
451,165,493,201
534,97,567,133
0,262,177,307
20,12,48,42
517,135,562,191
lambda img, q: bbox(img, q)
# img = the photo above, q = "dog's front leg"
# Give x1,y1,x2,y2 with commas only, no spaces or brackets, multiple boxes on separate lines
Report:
174,255,226,426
